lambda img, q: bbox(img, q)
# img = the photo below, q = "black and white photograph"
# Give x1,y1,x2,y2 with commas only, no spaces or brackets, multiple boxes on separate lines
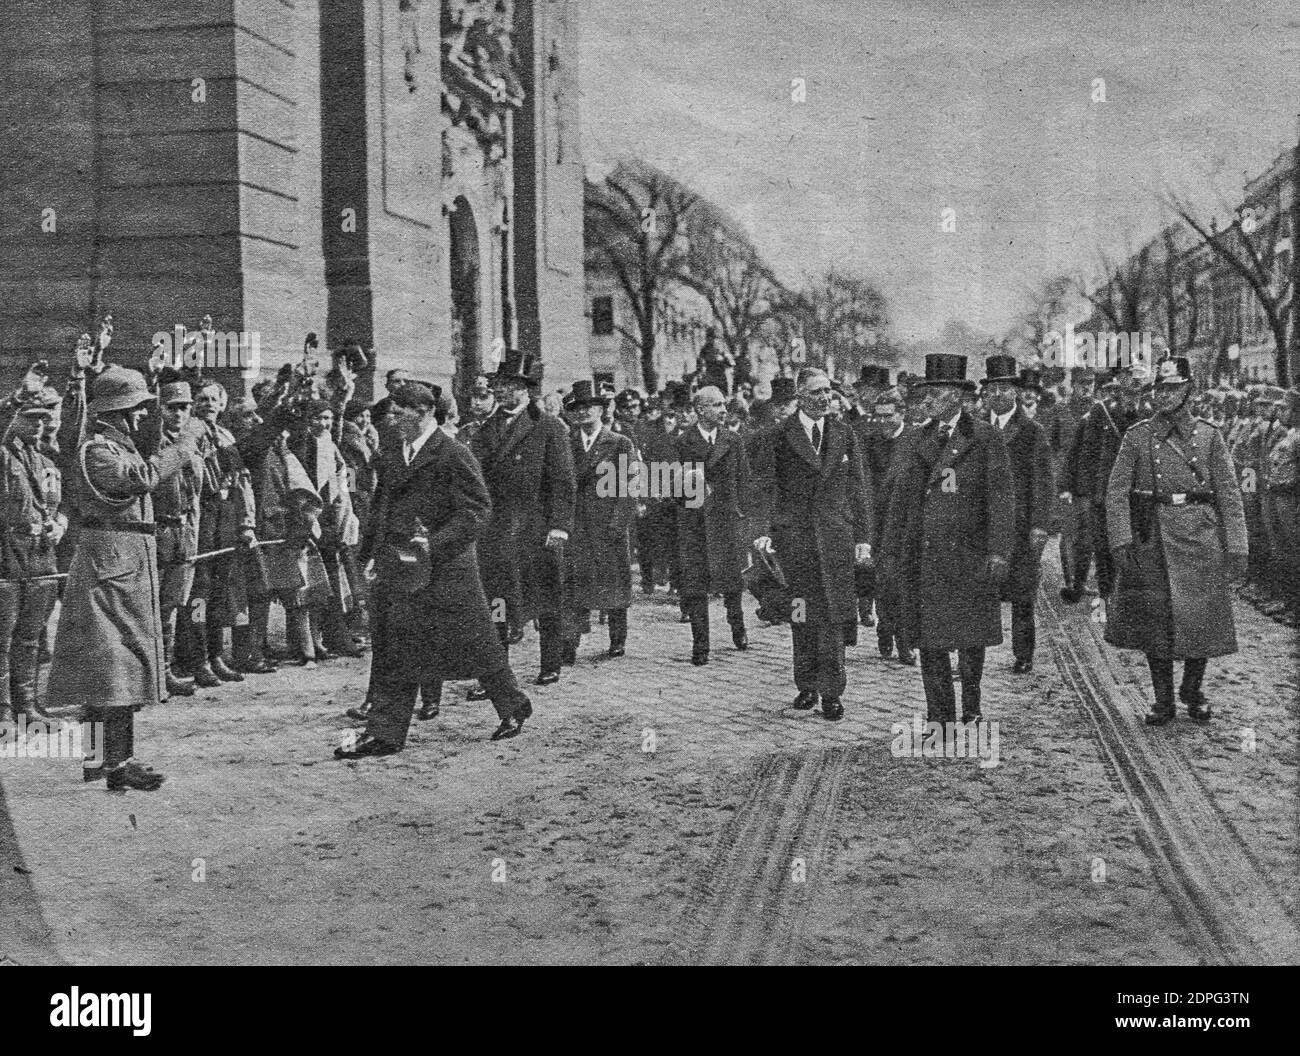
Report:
0,0,1296,999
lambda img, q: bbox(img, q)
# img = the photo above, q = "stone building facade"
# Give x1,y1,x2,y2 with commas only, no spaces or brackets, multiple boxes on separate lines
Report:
0,0,587,399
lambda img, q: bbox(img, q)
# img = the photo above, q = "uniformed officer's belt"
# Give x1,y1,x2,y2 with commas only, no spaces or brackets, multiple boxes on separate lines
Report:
1132,490,1213,506
81,519,156,535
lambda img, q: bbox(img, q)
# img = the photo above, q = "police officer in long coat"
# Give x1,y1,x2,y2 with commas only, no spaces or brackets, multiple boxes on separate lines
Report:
563,381,636,660
673,385,753,665
1105,357,1248,725
881,353,1014,725
469,351,575,686
48,367,202,791
751,368,872,721
981,356,1054,673
337,381,533,754
0,383,67,720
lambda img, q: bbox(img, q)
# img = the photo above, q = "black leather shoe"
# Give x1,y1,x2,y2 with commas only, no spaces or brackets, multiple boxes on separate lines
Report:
416,703,440,721
190,662,222,689
1059,585,1084,604
334,734,400,760
211,656,245,682
608,644,625,659
491,697,532,742
791,690,818,710
1011,659,1033,674
105,760,165,792
165,670,196,698
534,670,560,686
821,697,844,721
877,642,894,660
466,684,491,701
732,629,748,651
237,656,278,675
1144,711,1175,726
83,766,105,783
691,651,709,666
896,649,916,666
345,702,374,722
1186,701,1213,723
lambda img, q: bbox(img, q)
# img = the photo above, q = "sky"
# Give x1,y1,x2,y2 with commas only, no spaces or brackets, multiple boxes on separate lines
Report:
579,0,1300,341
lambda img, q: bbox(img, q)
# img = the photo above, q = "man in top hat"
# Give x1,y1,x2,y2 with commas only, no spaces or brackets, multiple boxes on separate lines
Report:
748,376,797,433
751,367,873,721
635,391,683,598
0,379,68,720
982,355,1054,673
880,353,1013,726
469,349,575,688
674,385,753,665
562,381,636,661
151,381,208,697
1059,367,1139,604
338,380,534,754
1105,356,1247,725
47,366,204,790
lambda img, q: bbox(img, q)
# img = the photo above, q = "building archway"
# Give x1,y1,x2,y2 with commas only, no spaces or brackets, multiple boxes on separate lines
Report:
448,196,481,394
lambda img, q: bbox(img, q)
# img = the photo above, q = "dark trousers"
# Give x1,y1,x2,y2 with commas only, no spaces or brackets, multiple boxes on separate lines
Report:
854,565,875,620
685,592,744,654
791,619,847,699
569,606,628,649
498,612,564,675
367,662,524,748
1146,655,1207,714
919,647,986,722
1089,502,1116,597
0,579,58,715
875,578,907,653
1011,596,1036,663
1064,500,1095,590
82,705,134,772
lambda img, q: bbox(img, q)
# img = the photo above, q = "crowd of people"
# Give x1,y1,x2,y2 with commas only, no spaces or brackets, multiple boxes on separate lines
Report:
4,317,1293,787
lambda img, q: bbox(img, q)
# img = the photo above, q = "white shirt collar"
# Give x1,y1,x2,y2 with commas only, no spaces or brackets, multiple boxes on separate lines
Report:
992,408,1015,430
944,410,962,432
581,425,601,451
797,409,825,442
698,424,717,444
405,420,440,462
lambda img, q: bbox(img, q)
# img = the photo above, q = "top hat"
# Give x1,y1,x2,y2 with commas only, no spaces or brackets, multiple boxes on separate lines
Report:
90,366,155,414
1153,356,1192,387
854,364,892,390
565,379,608,408
159,381,193,406
1018,366,1045,393
769,376,797,403
915,353,974,391
491,349,544,387
981,354,1020,386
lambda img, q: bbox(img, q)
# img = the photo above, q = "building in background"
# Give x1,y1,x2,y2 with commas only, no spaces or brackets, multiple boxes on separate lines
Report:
0,0,588,399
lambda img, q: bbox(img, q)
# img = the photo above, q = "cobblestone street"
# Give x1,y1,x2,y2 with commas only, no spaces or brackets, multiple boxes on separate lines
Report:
3,554,1295,964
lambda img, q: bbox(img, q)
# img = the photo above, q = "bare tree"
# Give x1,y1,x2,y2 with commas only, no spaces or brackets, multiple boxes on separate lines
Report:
584,159,701,392
777,267,891,379
1163,191,1294,386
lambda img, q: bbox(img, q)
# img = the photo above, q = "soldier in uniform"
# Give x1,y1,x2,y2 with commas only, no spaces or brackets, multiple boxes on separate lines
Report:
673,385,753,666
48,367,202,790
981,356,1053,673
1105,356,1248,725
151,382,206,698
1263,389,1300,622
751,368,872,721
0,382,67,720
880,353,1013,726
469,351,575,688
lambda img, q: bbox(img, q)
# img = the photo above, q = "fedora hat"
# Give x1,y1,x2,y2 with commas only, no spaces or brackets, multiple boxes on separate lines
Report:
915,353,975,391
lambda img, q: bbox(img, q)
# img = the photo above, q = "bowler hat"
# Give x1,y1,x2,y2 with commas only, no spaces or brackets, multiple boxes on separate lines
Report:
1153,356,1192,387
981,354,1020,386
90,367,155,414
915,353,975,391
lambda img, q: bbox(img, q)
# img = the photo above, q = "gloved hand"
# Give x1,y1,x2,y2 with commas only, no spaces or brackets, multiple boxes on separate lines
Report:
854,543,872,567
753,535,775,555
545,529,568,550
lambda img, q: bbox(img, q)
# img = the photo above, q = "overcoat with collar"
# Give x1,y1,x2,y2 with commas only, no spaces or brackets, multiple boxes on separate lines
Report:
369,427,509,680
749,413,872,625
880,411,1014,650
469,403,576,620
1104,410,1246,659
991,406,1054,601
673,423,753,597
567,425,636,610
47,422,196,711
